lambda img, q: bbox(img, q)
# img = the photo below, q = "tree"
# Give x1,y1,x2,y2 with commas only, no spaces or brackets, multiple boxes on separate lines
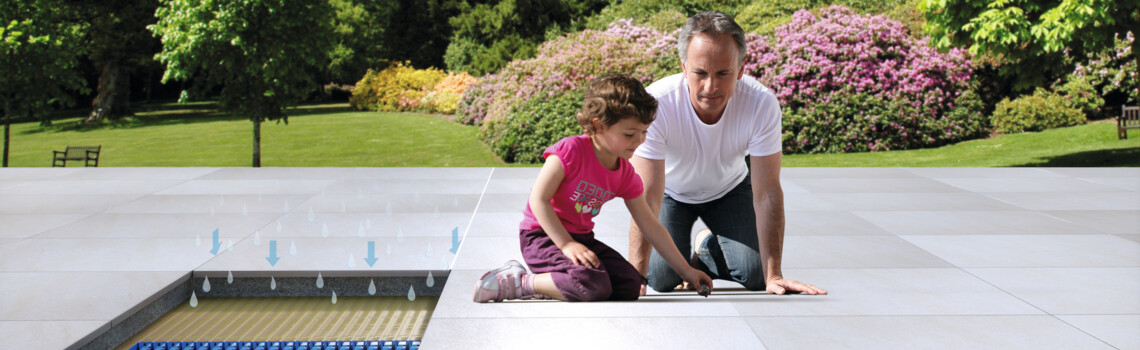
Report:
73,0,161,123
150,0,334,167
919,0,1139,91
1,0,87,167
327,0,395,85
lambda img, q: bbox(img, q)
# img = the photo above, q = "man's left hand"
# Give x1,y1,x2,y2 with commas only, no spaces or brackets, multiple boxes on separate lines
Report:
766,276,827,295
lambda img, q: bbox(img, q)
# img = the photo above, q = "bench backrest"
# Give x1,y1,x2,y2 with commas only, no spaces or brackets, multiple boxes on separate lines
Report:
1124,105,1139,123
65,146,100,159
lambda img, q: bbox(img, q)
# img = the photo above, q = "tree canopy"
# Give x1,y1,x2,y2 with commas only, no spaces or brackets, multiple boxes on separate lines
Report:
919,0,1140,91
149,0,334,167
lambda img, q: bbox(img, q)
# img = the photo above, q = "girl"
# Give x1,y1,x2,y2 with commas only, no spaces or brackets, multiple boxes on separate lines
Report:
474,73,713,302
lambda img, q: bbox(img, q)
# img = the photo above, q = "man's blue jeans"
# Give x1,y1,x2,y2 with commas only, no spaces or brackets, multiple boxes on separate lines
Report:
647,175,766,292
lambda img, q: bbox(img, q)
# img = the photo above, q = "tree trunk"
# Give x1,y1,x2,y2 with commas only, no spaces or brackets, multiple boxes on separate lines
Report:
86,61,120,123
253,117,262,167
3,100,9,168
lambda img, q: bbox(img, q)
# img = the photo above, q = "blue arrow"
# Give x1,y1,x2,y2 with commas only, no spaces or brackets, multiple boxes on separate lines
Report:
449,227,460,254
266,240,280,266
364,241,379,267
209,228,221,255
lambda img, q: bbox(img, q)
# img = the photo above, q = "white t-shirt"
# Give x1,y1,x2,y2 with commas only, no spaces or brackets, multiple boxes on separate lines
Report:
634,73,782,204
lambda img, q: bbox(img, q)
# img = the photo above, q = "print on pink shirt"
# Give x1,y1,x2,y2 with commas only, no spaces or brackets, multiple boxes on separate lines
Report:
570,180,615,216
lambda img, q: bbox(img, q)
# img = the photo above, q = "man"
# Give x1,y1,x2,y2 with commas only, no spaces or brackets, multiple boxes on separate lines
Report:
629,11,826,296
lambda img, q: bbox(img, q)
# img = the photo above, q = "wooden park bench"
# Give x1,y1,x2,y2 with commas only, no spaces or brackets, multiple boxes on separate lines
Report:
1121,105,1139,140
52,145,101,167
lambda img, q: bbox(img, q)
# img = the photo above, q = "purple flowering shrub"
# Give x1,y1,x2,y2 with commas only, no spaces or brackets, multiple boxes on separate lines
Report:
744,6,985,153
457,19,678,126
1072,31,1137,106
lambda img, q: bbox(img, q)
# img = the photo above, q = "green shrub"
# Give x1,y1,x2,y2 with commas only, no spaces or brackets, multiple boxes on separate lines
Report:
1054,75,1105,120
481,91,584,163
583,0,745,31
735,0,813,36
992,88,1087,134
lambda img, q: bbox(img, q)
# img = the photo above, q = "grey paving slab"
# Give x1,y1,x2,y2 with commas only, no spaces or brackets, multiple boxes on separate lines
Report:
267,212,469,239
782,167,920,178
789,178,967,193
475,193,531,213
1056,315,1140,350
104,194,312,214
0,168,80,180
465,212,528,237
482,178,535,194
812,193,1022,211
485,167,540,179
747,316,1113,350
1043,210,1140,235
344,167,493,180
0,195,144,214
905,167,1065,178
421,317,764,350
984,192,1140,211
294,192,478,215
1,321,109,350
0,238,219,272
783,236,953,268
782,193,843,211
1120,234,1140,244
966,267,1140,314
786,211,893,236
1041,167,1140,178
194,236,455,276
322,179,489,195
434,269,739,319
901,235,1140,268
195,167,356,180
854,211,1092,235
1076,176,1140,191
0,180,29,190
156,179,337,195
0,214,89,239
48,167,219,180
34,213,279,239
0,271,187,321
729,268,1042,316
4,180,187,195
933,177,1123,193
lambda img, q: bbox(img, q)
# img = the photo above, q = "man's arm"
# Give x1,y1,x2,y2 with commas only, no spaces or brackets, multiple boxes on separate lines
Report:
629,155,665,277
751,152,827,295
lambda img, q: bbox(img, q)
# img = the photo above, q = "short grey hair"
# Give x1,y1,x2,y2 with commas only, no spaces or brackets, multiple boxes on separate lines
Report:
677,11,747,67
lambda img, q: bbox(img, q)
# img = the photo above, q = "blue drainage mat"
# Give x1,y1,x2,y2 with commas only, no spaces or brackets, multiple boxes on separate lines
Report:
129,341,420,350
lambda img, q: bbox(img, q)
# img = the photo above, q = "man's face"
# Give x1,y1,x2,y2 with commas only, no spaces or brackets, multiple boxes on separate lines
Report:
682,33,744,121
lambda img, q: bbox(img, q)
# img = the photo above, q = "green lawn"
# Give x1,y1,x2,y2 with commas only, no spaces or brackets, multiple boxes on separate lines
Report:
6,103,513,167
783,120,1139,167
4,102,1137,167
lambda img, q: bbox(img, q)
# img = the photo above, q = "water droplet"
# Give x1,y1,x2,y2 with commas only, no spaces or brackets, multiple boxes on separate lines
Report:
357,223,365,238
189,291,198,307
307,208,315,222
426,271,435,288
227,271,234,284
348,253,356,269
242,204,248,216
366,218,372,229
289,241,297,256
368,279,377,295
425,242,432,257
276,221,282,233
202,276,211,293
397,228,404,243
385,202,392,216
331,290,338,304
407,286,416,301
320,223,329,238
316,272,324,289
227,239,234,251
270,276,277,290
283,200,290,213
386,242,392,255
195,233,201,247
253,231,261,246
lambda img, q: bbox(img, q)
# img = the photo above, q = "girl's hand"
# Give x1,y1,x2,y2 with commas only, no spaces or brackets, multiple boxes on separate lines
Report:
561,241,600,268
682,268,714,297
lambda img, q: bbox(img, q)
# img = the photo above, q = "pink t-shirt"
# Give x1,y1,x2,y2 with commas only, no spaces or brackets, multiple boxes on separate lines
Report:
520,135,644,234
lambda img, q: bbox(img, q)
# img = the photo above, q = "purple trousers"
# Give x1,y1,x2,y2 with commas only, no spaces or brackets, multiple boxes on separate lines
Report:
520,228,643,302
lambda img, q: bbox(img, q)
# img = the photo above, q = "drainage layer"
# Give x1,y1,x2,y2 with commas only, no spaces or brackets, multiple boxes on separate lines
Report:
115,296,438,350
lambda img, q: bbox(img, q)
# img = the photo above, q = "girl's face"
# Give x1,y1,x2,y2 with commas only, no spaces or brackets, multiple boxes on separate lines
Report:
593,116,650,160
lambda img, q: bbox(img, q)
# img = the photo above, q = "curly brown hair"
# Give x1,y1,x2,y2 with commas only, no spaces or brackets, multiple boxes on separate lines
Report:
577,73,658,135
